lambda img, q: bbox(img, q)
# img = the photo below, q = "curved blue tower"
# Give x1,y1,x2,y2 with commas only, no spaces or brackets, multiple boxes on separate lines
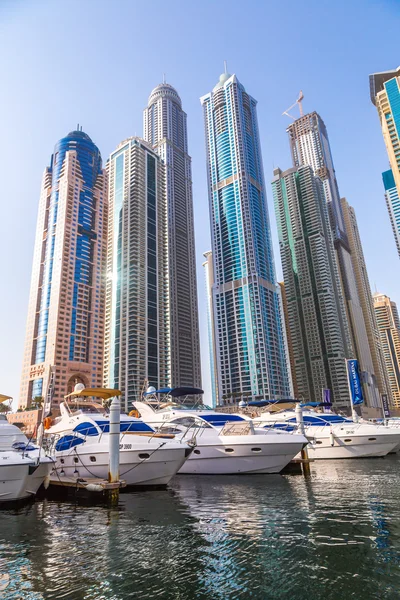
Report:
20,129,108,408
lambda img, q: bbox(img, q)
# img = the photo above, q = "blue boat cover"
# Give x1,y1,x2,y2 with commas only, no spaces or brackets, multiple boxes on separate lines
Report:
73,422,99,436
200,414,245,426
95,420,154,434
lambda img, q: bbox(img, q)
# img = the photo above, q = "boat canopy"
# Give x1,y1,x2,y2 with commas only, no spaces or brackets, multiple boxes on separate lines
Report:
144,387,173,396
64,388,122,400
0,394,12,403
144,387,204,398
247,399,299,407
300,402,332,408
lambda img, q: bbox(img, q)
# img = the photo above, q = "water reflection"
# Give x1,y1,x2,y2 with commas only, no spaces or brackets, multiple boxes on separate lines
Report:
0,459,399,599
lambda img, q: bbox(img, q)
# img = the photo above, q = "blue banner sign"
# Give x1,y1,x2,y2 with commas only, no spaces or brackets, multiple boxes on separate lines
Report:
322,389,331,412
381,394,390,419
347,359,364,405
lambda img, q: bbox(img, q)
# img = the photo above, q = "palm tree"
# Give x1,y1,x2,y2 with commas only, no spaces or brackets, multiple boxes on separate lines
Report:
31,396,43,410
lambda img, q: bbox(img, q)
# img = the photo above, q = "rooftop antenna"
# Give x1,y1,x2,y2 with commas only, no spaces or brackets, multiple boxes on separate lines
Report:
77,123,79,130
282,90,304,120
224,60,228,74
163,73,166,84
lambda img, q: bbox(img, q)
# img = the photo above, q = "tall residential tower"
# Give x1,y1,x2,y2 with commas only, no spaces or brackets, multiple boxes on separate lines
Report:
201,72,290,404
382,168,400,258
287,112,380,409
370,68,400,259
203,250,218,407
373,292,400,409
143,83,201,388
19,129,108,407
341,197,391,409
272,165,352,409
104,138,169,410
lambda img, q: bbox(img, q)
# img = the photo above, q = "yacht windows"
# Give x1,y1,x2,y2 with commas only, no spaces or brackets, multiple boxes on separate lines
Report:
138,453,150,460
251,448,262,452
55,435,85,452
225,448,234,453
368,438,377,441
90,456,96,462
193,449,201,455
344,439,352,443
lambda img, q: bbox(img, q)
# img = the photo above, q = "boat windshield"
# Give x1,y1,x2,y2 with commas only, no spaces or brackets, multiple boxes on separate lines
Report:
170,402,214,411
155,401,214,411
67,402,105,415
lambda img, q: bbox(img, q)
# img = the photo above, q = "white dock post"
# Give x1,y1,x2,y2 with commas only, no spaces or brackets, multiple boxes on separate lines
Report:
295,403,311,477
108,394,121,504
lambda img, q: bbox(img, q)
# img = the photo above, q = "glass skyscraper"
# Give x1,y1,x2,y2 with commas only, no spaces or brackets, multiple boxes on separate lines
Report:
382,169,400,258
19,129,108,407
202,250,218,407
370,67,400,258
201,72,290,404
143,83,201,389
272,165,351,409
103,138,169,411
287,112,380,409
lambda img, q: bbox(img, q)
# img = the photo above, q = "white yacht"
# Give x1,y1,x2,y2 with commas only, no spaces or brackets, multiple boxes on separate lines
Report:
252,404,400,459
45,388,193,487
134,388,308,475
0,418,53,502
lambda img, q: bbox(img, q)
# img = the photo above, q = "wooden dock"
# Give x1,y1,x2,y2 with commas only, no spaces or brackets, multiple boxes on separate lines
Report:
49,475,126,492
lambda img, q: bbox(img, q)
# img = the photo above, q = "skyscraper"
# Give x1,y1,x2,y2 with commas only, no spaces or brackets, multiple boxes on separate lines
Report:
202,250,218,407
201,71,290,404
278,282,297,399
143,83,201,389
287,111,379,408
272,165,351,409
103,138,169,410
373,292,400,409
19,129,108,408
382,169,400,258
370,67,400,216
341,197,390,411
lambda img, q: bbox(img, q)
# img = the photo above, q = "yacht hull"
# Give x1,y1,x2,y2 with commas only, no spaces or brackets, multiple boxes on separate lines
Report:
0,455,53,502
52,442,189,486
179,436,306,474
302,432,399,459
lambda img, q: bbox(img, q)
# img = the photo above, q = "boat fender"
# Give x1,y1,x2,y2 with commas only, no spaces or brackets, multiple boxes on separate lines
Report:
85,483,103,493
330,428,335,447
43,475,50,490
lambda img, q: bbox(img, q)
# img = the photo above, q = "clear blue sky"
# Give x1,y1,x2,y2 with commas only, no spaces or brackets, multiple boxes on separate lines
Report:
1,0,399,403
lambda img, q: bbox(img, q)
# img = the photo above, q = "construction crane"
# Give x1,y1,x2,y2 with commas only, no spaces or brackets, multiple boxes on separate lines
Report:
282,91,304,120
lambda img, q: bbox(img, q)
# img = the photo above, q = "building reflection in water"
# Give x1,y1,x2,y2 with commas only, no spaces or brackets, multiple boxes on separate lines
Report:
0,461,399,599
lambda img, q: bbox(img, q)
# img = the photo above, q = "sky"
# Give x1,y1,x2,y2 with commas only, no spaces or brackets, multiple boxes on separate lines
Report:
0,0,399,404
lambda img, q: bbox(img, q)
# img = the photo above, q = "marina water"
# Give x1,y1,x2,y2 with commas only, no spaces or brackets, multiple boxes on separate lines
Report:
1,458,400,599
